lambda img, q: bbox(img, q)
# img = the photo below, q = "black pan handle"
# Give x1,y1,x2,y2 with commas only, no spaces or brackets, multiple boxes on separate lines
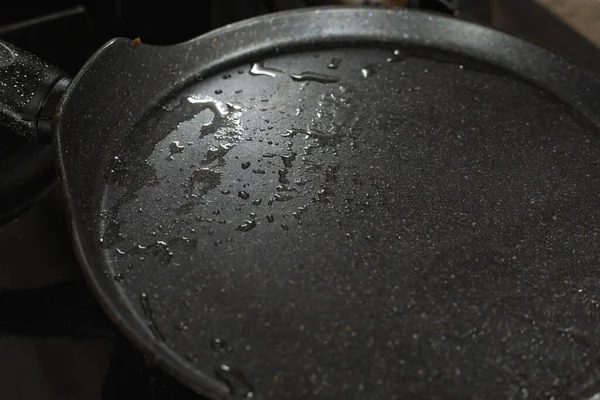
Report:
0,39,70,144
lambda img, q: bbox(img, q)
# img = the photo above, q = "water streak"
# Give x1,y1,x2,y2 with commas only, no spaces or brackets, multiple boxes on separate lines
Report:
250,62,280,78
290,72,339,84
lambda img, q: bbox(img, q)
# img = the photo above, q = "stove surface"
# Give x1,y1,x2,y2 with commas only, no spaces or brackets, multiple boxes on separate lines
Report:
1,1,599,399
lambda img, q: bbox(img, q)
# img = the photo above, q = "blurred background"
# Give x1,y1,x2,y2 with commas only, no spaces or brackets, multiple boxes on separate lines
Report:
1,1,599,399
1,0,600,76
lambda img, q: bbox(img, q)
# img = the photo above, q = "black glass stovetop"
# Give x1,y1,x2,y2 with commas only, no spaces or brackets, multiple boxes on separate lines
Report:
1,1,600,399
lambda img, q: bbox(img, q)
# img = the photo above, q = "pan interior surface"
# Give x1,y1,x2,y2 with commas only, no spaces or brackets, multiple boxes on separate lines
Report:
98,46,600,399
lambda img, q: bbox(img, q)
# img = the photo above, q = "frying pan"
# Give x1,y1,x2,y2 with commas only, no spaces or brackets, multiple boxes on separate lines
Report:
2,6,600,399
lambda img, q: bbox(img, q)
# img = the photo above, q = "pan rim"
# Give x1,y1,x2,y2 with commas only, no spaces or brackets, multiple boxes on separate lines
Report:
54,6,600,399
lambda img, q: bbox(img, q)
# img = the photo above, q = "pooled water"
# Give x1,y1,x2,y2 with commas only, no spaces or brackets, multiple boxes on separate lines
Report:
168,141,185,158
278,169,289,184
281,152,297,168
187,94,229,116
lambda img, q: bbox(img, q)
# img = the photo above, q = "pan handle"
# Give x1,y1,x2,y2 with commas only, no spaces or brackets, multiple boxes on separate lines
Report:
0,39,70,144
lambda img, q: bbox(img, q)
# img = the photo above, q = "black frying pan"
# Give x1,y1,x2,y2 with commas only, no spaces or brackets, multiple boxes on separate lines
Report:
2,7,600,399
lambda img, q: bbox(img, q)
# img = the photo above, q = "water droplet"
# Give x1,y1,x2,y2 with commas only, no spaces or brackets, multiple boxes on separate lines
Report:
99,220,124,248
175,321,189,331
252,199,262,206
327,57,342,69
236,218,257,232
276,185,296,192
266,214,275,223
238,191,250,200
210,338,233,353
249,62,280,78
160,98,181,111
213,210,220,215
241,162,251,169
221,190,231,195
214,365,254,398
315,187,334,203
281,223,290,231
114,273,125,283
278,169,289,184
252,169,266,174
305,129,337,139
215,89,223,94
564,326,591,345
290,72,339,84
274,194,293,202
361,64,382,78
227,102,244,111
387,49,404,63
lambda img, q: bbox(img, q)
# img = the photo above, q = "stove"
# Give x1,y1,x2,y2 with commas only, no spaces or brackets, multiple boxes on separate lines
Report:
1,1,598,399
